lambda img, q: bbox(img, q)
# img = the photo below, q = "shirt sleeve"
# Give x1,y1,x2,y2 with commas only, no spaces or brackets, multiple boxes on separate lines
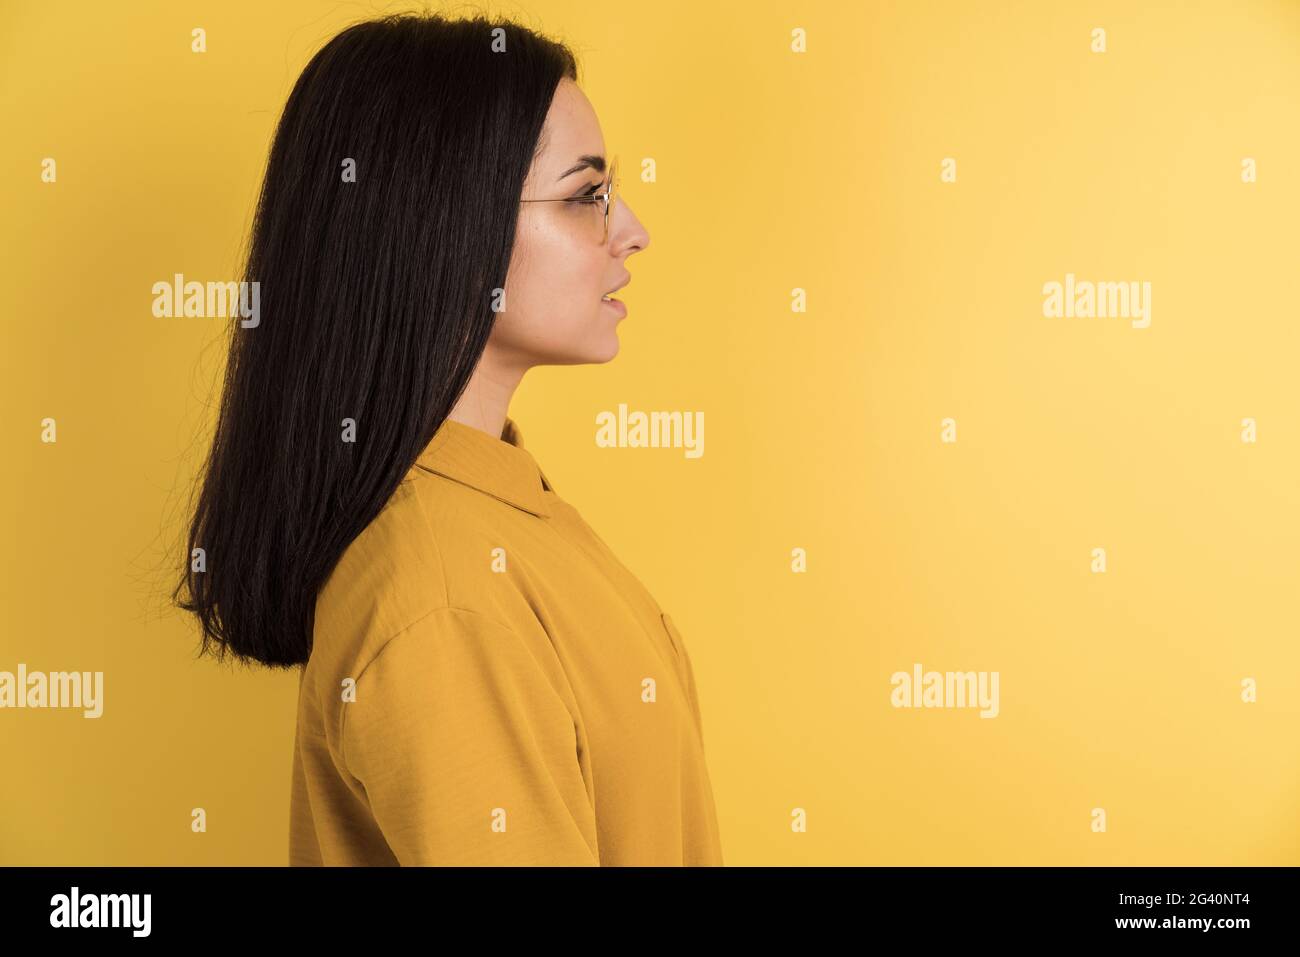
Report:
340,605,599,865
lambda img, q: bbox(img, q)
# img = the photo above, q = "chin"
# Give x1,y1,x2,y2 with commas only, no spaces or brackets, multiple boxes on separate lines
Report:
584,334,621,364
577,316,621,363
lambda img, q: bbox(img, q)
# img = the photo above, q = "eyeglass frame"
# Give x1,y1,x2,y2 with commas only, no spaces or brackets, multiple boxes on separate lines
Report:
519,155,620,244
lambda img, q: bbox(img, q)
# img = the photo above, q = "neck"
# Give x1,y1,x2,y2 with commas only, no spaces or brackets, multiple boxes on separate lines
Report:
446,345,528,440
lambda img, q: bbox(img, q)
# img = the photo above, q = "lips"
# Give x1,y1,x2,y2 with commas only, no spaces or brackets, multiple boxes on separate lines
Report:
601,275,631,301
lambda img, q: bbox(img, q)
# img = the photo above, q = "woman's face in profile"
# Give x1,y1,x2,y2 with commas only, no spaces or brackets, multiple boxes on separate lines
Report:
496,77,650,366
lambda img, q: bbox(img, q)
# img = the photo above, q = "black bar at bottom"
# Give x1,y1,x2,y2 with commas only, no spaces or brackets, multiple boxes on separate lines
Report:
0,865,1281,941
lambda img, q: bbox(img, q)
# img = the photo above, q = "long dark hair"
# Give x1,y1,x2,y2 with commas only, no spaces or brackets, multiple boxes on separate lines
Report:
173,13,578,669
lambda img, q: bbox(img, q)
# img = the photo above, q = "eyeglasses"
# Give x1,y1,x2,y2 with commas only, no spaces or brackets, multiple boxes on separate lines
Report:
520,155,620,245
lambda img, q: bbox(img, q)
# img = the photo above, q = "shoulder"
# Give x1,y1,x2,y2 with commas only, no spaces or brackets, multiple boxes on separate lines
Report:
311,478,442,668
308,471,528,690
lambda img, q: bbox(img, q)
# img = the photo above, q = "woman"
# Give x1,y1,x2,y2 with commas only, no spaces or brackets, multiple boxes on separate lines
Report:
173,13,723,866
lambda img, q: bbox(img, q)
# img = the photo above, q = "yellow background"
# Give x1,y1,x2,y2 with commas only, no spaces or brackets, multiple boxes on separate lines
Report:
3,0,1298,865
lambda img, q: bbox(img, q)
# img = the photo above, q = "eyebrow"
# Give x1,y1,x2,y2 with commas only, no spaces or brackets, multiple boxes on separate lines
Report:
556,154,606,181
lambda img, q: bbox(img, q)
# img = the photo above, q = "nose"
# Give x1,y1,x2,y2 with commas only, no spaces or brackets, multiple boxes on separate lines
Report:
609,197,649,254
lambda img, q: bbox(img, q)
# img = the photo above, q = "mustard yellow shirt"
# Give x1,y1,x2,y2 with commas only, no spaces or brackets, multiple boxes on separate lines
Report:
289,416,723,865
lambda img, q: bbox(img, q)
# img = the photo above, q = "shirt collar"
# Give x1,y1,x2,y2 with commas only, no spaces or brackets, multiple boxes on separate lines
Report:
410,416,554,518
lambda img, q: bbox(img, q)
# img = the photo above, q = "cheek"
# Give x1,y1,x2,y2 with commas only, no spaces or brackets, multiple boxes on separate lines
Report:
504,217,604,325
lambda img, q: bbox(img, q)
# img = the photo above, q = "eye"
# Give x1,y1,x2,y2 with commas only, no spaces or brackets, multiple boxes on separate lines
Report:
565,181,603,212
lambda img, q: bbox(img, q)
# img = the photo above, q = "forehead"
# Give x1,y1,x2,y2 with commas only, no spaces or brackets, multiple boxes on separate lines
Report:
534,78,606,176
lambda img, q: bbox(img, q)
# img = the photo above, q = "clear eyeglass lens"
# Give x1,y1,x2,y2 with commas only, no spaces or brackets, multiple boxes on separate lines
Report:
603,160,619,243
